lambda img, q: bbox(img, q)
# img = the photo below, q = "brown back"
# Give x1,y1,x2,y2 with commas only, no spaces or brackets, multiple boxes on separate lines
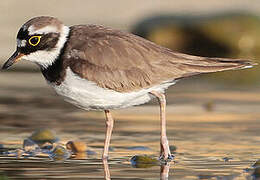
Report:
63,24,255,92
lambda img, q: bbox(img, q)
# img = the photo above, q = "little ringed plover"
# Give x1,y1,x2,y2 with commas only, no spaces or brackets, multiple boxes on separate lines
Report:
2,16,256,161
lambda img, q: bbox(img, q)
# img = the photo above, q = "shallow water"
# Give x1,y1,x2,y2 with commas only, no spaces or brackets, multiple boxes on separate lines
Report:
0,71,260,179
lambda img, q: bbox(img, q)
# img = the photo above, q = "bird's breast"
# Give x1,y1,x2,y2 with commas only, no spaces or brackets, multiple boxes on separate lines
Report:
48,68,175,111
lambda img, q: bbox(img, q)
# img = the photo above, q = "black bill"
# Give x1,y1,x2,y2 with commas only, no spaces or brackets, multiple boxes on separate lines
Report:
2,50,24,70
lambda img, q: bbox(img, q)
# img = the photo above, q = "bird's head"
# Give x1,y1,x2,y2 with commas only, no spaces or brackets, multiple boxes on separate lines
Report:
2,16,70,70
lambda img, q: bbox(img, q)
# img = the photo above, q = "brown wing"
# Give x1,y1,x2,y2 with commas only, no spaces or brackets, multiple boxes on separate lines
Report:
65,25,254,92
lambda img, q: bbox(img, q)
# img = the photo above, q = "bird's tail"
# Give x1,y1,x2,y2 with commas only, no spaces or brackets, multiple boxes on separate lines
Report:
167,52,258,79
171,52,257,75
192,57,256,72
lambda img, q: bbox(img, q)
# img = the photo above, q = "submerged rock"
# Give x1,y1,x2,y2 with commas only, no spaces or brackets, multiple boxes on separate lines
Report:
130,155,159,168
49,145,70,161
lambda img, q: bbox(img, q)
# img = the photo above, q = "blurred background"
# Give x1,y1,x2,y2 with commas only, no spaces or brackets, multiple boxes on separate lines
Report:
1,0,260,179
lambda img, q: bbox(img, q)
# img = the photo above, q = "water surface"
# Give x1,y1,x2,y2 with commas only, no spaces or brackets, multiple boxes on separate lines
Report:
0,71,259,179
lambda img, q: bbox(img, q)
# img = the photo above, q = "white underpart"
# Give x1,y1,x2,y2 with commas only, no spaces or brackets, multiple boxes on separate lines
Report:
50,68,176,111
17,39,27,47
21,25,70,69
240,65,253,69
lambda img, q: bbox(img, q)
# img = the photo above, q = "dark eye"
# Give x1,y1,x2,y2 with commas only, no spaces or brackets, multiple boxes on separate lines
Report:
29,36,41,46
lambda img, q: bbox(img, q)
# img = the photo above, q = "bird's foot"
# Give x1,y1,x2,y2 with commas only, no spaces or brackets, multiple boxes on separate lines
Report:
160,138,174,163
159,153,174,164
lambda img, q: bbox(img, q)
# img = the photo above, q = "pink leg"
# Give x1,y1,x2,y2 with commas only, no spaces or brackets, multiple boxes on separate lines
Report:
102,110,114,160
150,91,173,161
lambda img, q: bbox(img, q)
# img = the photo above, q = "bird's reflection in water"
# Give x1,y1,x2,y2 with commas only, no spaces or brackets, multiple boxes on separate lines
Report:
102,158,171,180
102,159,111,180
160,163,170,180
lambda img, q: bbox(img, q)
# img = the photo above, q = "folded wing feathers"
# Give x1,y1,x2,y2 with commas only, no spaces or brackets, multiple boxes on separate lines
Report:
169,52,257,74
67,25,257,92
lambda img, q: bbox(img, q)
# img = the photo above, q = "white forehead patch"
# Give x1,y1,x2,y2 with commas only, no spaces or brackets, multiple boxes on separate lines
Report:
28,25,59,35
17,39,27,47
22,25,27,31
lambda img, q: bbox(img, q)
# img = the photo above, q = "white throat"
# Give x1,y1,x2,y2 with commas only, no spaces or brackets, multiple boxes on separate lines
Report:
22,25,70,69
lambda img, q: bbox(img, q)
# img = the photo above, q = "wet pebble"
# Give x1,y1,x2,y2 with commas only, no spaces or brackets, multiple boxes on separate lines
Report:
169,145,177,152
127,146,150,151
29,129,59,146
66,141,87,153
41,142,53,150
130,155,159,168
23,138,39,152
49,145,70,161
66,141,88,159
223,157,233,162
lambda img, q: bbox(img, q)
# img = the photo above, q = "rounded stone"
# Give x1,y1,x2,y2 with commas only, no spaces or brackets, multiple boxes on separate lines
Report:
29,129,58,145
49,145,70,161
130,155,159,168
66,141,87,153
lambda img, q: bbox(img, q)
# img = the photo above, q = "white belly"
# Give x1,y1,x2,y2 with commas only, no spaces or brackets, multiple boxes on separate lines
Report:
49,68,175,111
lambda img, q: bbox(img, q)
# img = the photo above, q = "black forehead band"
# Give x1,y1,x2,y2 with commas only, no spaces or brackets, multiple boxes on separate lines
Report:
17,28,29,39
17,28,42,40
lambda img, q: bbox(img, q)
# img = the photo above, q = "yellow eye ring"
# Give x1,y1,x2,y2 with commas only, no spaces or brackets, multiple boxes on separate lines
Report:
29,36,41,46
